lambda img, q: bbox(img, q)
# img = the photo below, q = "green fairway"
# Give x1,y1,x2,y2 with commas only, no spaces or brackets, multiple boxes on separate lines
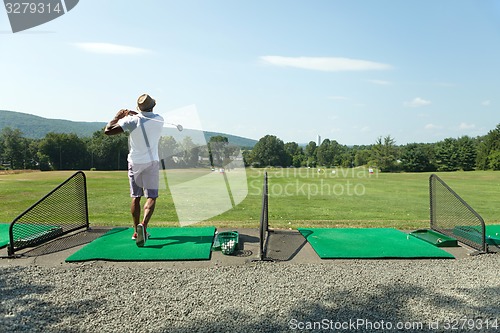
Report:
0,169,499,229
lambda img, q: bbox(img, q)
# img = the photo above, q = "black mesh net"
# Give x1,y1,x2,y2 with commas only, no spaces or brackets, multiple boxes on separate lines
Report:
429,174,486,252
8,171,89,256
258,172,269,260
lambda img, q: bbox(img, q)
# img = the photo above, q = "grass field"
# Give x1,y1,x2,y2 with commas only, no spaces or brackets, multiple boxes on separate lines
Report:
0,168,498,230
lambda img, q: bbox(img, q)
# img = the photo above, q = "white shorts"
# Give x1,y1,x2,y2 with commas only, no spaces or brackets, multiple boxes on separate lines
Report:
128,161,160,198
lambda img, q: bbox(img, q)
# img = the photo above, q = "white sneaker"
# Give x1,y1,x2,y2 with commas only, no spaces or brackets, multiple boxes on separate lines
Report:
132,232,150,240
136,224,146,247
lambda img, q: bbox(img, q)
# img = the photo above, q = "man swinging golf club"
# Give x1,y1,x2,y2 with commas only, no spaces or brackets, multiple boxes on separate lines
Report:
105,93,164,247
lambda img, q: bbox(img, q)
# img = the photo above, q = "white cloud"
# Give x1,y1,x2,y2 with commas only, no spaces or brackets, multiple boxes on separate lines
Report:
260,56,392,72
481,100,491,107
73,42,152,55
459,122,475,130
425,123,442,130
367,79,391,85
405,97,431,108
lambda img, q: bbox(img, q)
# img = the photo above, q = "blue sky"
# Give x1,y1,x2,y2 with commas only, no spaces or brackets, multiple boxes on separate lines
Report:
1,0,499,145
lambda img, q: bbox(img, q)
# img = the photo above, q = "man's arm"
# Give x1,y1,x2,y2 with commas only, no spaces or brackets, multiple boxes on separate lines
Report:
104,109,137,136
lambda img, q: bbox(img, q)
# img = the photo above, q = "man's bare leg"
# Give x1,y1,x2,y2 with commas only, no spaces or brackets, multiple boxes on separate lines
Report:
141,197,156,231
131,197,141,230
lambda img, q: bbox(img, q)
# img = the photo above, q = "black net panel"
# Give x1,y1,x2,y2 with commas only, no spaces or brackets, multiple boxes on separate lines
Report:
258,172,269,260
8,171,89,256
429,174,486,252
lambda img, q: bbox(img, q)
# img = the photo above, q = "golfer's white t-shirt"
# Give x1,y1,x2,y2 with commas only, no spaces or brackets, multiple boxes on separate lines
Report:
118,112,164,164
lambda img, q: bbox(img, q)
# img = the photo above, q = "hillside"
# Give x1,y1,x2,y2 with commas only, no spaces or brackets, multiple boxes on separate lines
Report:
0,110,257,147
203,130,257,148
0,110,105,139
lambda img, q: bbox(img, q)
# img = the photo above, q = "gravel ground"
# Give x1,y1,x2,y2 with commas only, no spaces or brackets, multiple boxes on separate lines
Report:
1,255,499,333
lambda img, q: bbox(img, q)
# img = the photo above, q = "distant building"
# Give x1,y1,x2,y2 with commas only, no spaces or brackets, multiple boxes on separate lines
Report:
317,135,322,146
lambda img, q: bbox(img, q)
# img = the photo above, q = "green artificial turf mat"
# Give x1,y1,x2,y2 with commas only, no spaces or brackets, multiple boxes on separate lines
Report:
66,226,216,262
298,228,454,259
485,225,500,245
454,225,500,245
0,223,62,249
0,223,9,248
409,229,458,247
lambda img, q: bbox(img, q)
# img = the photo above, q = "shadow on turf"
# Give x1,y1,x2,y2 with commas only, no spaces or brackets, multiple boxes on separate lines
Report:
145,235,215,249
21,228,108,257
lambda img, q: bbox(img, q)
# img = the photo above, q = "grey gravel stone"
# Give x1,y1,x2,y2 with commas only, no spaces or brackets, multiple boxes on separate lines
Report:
0,255,499,332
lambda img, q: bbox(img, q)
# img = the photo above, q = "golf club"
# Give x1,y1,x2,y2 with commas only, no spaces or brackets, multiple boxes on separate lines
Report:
166,122,184,132
126,110,183,131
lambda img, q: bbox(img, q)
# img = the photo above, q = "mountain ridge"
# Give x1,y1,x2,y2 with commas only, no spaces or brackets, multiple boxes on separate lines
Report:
0,110,257,147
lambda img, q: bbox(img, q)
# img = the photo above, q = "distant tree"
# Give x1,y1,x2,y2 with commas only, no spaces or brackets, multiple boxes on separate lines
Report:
87,130,128,170
353,148,372,167
316,139,333,166
476,124,500,170
186,146,201,168
242,149,253,167
475,135,489,170
371,135,398,172
435,138,459,171
24,138,40,169
340,151,354,168
400,143,435,172
208,135,229,168
159,136,180,168
0,127,28,169
304,141,317,167
457,136,477,171
180,137,199,168
251,135,288,167
316,139,347,167
38,132,89,170
330,141,346,166
0,135,3,167
284,142,303,167
489,150,500,170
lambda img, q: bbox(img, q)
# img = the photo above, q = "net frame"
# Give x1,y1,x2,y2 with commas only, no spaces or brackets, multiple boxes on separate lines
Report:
257,171,270,261
429,174,486,253
8,171,90,256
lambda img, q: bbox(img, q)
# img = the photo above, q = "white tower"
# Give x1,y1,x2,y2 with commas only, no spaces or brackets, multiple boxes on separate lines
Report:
317,135,322,146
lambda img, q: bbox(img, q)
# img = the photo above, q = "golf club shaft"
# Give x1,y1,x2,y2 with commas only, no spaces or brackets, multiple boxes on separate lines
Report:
125,110,183,131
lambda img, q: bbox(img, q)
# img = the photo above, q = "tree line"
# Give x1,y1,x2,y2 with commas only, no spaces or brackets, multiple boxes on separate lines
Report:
245,124,500,172
0,127,241,171
1,124,499,172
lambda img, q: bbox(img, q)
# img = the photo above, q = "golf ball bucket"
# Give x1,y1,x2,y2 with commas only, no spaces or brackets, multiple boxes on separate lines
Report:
218,231,239,255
